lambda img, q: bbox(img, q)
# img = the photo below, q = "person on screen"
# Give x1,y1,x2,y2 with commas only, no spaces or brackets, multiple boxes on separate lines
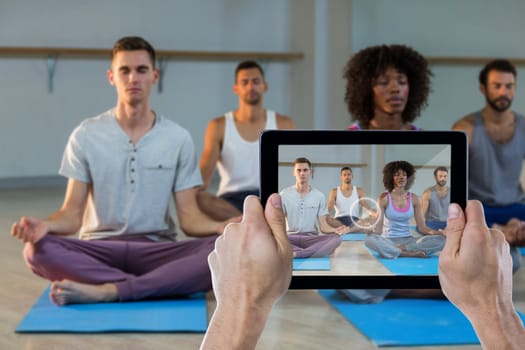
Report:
198,60,295,214
421,166,450,230
452,59,525,272
279,157,347,258
365,160,445,259
10,36,238,305
200,195,525,349
327,166,377,230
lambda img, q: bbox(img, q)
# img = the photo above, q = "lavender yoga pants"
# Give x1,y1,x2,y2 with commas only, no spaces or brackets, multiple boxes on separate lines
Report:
288,233,342,258
23,234,217,301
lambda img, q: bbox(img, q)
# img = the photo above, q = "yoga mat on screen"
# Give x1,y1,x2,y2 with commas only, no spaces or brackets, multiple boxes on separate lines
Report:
293,257,331,270
519,247,525,256
319,290,525,346
342,233,366,241
16,286,207,333
368,248,439,275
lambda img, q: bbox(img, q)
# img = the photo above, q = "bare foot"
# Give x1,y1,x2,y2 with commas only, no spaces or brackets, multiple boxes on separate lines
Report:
396,245,427,257
347,225,368,233
50,280,118,306
400,250,427,258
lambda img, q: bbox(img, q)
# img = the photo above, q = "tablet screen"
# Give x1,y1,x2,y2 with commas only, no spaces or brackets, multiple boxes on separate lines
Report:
260,130,467,289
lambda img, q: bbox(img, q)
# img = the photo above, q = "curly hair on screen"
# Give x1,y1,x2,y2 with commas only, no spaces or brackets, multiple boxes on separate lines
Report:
382,160,416,192
343,44,432,128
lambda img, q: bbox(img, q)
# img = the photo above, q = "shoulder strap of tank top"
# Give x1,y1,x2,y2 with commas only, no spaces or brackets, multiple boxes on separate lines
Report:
222,111,239,142
223,111,235,130
472,110,483,125
265,110,277,129
516,112,525,130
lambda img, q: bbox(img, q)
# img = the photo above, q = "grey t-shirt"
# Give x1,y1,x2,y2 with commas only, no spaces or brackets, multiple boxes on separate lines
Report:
60,108,202,240
468,111,525,206
280,185,329,234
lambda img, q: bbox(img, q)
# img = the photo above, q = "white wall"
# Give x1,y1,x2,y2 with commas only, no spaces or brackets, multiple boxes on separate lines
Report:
0,0,292,181
2,0,525,184
351,0,525,131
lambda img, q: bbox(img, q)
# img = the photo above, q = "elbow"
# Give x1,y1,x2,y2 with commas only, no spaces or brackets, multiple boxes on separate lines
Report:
183,231,201,238
179,221,207,238
63,217,83,235
179,221,195,237
72,221,82,234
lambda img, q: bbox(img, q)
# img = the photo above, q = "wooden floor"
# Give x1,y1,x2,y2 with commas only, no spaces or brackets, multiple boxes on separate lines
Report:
2,186,525,350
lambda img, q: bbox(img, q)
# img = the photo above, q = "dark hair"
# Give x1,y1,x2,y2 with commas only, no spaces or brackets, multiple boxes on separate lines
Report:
433,166,448,176
235,60,265,81
111,36,156,68
294,157,312,169
382,160,416,192
478,59,517,86
340,166,352,174
343,44,432,128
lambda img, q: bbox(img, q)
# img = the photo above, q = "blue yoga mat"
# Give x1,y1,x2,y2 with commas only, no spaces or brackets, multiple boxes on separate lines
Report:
519,247,525,256
293,257,331,270
319,290,525,346
16,286,208,333
378,255,438,275
342,233,366,241
367,248,438,275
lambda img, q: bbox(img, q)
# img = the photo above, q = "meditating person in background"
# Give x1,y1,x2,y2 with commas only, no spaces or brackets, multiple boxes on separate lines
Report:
340,44,441,303
365,160,445,259
421,166,450,230
452,59,525,272
343,44,431,131
198,60,295,216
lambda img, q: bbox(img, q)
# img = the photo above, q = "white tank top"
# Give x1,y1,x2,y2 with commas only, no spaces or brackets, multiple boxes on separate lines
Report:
334,185,360,218
217,110,277,196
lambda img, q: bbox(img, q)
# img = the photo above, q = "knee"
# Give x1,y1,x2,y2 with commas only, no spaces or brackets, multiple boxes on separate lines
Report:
331,234,342,244
22,236,54,271
23,241,48,276
364,234,378,247
321,234,341,248
23,242,37,266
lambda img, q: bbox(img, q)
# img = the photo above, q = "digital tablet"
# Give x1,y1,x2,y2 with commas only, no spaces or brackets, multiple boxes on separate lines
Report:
260,130,467,289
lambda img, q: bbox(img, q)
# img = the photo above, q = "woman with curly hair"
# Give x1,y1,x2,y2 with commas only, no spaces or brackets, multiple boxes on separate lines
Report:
343,44,432,130
339,45,440,303
365,160,445,259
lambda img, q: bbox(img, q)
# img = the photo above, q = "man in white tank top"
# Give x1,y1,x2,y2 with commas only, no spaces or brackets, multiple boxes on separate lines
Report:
421,166,450,230
328,167,376,232
199,61,295,215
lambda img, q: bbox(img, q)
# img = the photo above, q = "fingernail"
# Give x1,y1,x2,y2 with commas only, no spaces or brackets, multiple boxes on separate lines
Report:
448,204,460,219
270,194,282,208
